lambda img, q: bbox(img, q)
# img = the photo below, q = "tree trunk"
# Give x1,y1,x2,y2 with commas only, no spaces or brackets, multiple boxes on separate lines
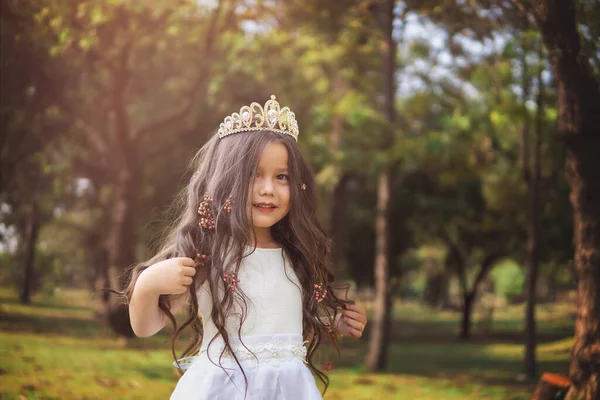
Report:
445,241,472,339
91,234,110,319
93,263,109,318
457,254,500,341
103,58,138,337
524,61,544,380
366,169,392,370
460,292,475,340
105,168,138,337
532,1,600,398
365,0,396,372
424,270,450,309
328,73,344,155
546,262,558,303
19,203,40,305
327,72,348,276
329,173,350,278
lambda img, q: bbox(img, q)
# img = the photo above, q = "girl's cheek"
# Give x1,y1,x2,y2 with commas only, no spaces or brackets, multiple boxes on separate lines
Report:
282,188,291,206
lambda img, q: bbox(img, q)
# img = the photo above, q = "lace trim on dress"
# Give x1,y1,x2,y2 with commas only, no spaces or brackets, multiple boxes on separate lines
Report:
173,338,308,370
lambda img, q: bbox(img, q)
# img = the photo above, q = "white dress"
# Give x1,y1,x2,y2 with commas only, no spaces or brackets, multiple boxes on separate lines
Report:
169,247,323,400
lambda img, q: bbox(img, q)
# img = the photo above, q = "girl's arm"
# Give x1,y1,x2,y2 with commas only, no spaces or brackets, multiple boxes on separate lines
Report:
168,291,191,315
130,284,191,337
129,274,170,338
129,262,205,338
168,266,208,315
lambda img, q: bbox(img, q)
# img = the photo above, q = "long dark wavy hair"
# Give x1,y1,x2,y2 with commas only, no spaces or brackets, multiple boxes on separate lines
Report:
120,129,350,394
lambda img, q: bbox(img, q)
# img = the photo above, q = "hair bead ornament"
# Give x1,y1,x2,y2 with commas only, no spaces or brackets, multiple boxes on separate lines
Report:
223,272,240,293
198,194,215,231
194,252,211,268
323,317,336,339
314,283,327,303
320,361,334,372
223,196,233,213
301,184,307,191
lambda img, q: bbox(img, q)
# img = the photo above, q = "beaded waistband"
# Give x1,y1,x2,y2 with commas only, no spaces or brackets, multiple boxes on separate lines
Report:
173,334,307,370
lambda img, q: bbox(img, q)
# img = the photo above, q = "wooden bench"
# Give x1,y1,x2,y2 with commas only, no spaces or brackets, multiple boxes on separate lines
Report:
531,373,571,400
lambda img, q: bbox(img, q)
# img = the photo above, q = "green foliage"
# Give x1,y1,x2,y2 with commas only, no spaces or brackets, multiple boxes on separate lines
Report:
491,259,526,301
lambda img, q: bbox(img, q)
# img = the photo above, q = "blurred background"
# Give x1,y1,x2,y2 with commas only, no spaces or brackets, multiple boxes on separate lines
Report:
1,0,599,399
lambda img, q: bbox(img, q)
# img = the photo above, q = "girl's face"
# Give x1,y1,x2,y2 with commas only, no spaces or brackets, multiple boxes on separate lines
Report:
247,141,291,232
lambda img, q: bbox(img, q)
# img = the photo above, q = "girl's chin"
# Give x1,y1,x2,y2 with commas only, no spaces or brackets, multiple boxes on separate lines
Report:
252,216,282,228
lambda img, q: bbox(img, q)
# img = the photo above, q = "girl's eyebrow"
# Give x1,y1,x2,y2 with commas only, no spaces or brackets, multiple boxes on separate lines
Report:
256,166,289,172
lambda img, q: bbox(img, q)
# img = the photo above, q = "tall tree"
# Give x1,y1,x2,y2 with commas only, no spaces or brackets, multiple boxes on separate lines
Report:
525,1,600,398
522,47,544,379
35,0,236,335
366,0,397,371
273,1,384,278
0,0,69,303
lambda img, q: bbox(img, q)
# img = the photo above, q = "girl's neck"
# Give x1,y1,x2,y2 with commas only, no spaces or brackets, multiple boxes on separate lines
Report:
250,227,279,249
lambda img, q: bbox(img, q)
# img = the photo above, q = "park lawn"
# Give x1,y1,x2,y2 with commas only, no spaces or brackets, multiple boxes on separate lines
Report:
0,288,572,399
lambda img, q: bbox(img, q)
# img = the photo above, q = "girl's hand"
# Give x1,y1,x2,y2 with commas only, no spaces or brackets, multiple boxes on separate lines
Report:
137,257,197,296
338,303,367,339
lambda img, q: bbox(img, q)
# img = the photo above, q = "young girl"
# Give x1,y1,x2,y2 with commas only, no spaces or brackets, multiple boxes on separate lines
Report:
124,95,367,399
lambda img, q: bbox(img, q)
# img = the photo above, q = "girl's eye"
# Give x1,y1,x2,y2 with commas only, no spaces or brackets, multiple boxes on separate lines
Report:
277,174,289,181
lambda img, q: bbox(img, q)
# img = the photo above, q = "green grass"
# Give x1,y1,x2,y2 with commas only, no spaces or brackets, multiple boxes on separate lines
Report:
0,287,572,399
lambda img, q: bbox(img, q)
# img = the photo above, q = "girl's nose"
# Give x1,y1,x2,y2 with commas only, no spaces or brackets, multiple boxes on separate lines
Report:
258,178,274,196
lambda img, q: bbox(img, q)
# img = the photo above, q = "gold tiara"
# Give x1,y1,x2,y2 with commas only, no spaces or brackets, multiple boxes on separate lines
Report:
217,95,299,141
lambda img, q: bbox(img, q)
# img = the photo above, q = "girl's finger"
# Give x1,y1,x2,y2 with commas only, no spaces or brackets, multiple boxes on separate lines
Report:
346,304,367,314
344,303,366,315
343,316,364,331
175,257,196,267
342,310,367,324
348,327,362,338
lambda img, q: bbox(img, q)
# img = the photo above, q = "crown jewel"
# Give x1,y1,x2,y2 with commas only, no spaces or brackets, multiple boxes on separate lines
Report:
217,95,299,141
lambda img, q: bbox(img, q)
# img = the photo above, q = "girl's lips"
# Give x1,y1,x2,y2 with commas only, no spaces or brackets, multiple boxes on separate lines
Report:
253,204,277,213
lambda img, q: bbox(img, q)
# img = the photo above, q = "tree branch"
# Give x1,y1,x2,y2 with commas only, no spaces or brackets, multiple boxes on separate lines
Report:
131,77,203,141
132,0,228,143
440,231,468,296
70,155,113,185
471,252,503,296
48,87,111,158
53,219,94,236
72,118,110,157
